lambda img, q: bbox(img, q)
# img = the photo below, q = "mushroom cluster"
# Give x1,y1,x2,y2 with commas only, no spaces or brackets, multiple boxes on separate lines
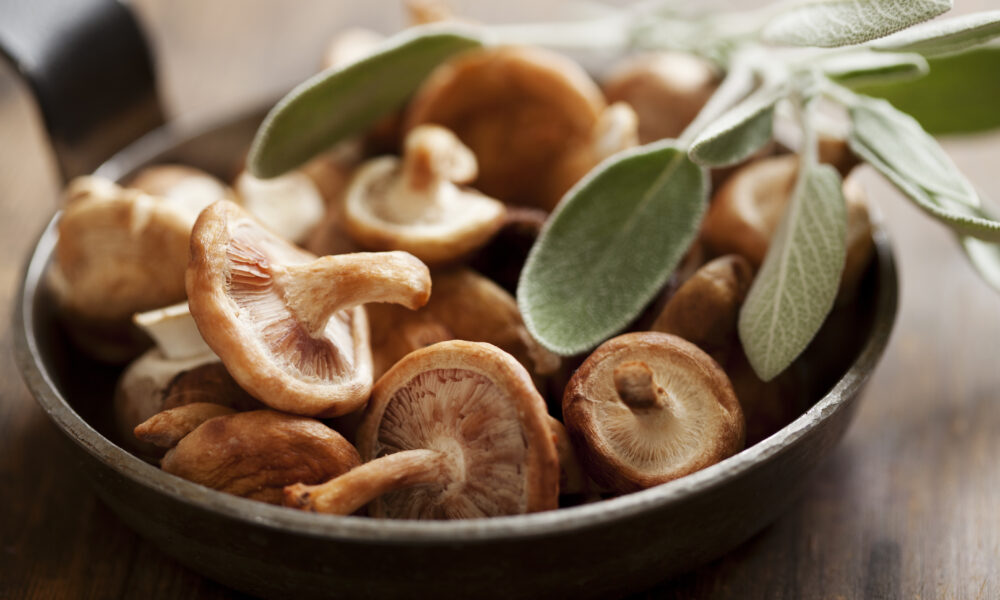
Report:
50,13,878,521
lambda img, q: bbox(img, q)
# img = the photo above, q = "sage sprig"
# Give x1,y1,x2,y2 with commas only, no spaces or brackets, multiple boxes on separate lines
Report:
250,0,1000,379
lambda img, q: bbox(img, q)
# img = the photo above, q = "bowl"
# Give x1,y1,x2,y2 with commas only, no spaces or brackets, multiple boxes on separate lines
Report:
14,105,898,599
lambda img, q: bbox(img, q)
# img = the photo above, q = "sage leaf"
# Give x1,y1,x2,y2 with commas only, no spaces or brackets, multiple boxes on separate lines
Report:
961,236,1000,294
821,51,928,87
872,10,1000,57
853,47,1000,134
689,87,781,167
762,0,952,48
518,143,707,356
248,25,483,178
847,95,1000,241
738,163,847,382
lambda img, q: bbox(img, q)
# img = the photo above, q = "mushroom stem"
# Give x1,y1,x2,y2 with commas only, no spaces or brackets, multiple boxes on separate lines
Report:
613,361,666,410
401,125,477,194
283,448,452,515
274,251,431,338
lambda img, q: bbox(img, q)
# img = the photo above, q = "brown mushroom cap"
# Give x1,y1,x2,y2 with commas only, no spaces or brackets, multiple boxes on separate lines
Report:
343,125,506,265
563,332,745,493
701,154,874,295
405,46,605,209
186,200,431,417
284,341,559,518
603,51,720,144
650,254,755,363
141,408,361,504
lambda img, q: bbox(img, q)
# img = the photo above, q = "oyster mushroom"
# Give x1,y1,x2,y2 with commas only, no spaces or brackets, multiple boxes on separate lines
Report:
284,341,559,518
603,51,720,144
48,176,198,361
701,154,874,301
136,408,361,505
650,254,755,364
187,200,431,417
563,332,745,493
405,46,606,210
343,125,505,266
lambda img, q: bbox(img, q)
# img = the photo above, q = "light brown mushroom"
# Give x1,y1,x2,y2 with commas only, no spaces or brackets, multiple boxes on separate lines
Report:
701,154,874,302
233,169,326,245
603,51,720,144
128,164,236,214
650,254,755,364
405,46,607,210
284,340,559,518
343,125,506,266
48,176,199,362
563,332,745,493
186,200,431,417
136,408,361,505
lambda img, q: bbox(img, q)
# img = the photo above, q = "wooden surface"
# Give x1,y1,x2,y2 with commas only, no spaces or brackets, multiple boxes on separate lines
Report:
2,2,998,598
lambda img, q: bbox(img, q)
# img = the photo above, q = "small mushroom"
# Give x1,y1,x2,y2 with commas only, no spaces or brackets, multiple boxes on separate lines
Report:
136,408,361,505
187,200,431,417
233,169,326,245
650,254,755,364
405,46,606,210
603,51,720,144
343,125,505,266
563,332,745,493
127,164,236,216
701,155,874,301
48,176,198,362
284,340,559,518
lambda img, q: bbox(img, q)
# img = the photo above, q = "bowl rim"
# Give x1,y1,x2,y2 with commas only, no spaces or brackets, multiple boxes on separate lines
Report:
12,116,899,545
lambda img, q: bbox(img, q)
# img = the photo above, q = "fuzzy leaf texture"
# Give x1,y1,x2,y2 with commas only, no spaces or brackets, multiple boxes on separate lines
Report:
762,0,952,48
518,143,707,356
872,10,1000,57
739,162,847,381
848,95,1000,242
961,236,1000,294
248,26,482,178
821,51,928,87
854,48,1000,134
689,88,780,167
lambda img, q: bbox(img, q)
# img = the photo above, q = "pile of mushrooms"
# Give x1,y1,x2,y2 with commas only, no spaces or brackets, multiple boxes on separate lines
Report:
48,18,879,521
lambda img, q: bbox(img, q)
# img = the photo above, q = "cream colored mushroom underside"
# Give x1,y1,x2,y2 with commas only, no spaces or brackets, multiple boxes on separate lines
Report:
225,223,356,383
374,368,529,519
349,158,502,235
592,358,731,472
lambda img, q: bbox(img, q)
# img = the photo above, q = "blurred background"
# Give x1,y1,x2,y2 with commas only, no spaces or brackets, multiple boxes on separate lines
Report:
2,1,998,598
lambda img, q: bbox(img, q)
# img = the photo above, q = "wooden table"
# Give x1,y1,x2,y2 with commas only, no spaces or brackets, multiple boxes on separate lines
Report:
2,2,998,598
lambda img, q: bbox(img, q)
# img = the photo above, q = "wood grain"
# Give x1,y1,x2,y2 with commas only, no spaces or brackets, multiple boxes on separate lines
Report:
2,2,999,599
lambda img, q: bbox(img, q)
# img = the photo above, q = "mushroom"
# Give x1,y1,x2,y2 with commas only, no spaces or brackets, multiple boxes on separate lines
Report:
136,408,361,505
343,125,506,266
405,46,607,211
700,154,874,302
48,176,198,362
650,254,755,364
366,302,453,380
186,200,431,417
113,302,259,454
127,164,236,215
563,332,745,493
283,340,559,518
603,51,720,144
233,169,327,245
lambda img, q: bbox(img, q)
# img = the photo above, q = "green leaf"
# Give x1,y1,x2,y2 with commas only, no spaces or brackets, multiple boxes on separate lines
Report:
961,236,1000,294
517,143,707,356
821,51,928,86
847,95,1000,241
738,162,847,381
761,0,952,48
689,87,781,167
852,47,1000,134
872,10,1000,56
248,25,483,178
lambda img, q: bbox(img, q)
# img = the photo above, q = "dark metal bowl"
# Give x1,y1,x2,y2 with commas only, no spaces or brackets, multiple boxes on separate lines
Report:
13,106,899,598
